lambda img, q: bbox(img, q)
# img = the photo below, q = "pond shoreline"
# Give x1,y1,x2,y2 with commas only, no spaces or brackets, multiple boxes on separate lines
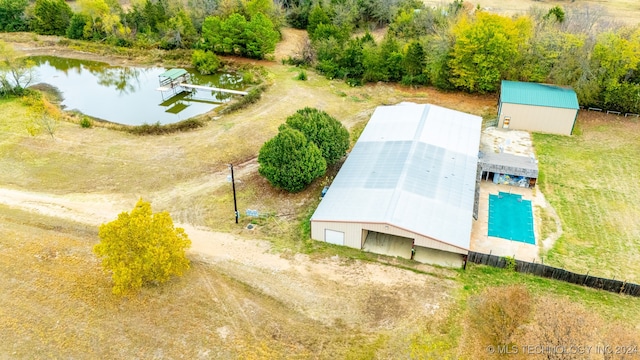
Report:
26,55,247,126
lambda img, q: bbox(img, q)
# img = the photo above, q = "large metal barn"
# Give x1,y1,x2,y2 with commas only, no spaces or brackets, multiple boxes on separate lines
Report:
310,103,482,267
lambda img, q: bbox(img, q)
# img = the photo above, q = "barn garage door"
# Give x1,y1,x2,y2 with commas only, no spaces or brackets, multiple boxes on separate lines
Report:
325,229,345,246
362,231,413,259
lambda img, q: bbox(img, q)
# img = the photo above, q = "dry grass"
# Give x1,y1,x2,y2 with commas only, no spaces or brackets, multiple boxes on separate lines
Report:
422,0,640,25
0,205,464,359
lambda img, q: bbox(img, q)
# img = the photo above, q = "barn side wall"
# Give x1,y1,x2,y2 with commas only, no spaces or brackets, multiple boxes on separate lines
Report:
311,220,468,255
498,103,577,135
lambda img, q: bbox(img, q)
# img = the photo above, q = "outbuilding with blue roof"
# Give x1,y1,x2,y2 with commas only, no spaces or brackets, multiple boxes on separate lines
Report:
498,80,579,135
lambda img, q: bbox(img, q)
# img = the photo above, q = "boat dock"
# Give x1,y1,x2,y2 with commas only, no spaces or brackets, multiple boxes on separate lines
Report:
178,83,248,96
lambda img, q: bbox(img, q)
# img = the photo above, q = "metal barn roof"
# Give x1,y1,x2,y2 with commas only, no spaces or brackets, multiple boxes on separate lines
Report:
500,80,579,109
311,103,482,250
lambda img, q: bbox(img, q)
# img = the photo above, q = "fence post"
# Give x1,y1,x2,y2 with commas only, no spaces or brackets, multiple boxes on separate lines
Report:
583,271,589,286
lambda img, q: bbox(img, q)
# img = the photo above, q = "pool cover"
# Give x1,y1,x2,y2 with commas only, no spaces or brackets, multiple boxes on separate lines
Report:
488,192,535,244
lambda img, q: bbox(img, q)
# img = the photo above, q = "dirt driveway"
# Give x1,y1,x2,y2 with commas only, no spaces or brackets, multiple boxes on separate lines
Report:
0,185,457,330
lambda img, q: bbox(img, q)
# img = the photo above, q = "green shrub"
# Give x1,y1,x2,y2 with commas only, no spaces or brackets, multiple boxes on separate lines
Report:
284,107,349,165
32,0,73,36
220,85,266,114
296,70,307,81
258,127,327,192
191,49,220,75
66,13,89,40
127,119,205,135
80,116,92,128
503,256,517,271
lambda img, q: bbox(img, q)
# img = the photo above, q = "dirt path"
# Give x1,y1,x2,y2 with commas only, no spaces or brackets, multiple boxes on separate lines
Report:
273,28,308,62
0,185,456,327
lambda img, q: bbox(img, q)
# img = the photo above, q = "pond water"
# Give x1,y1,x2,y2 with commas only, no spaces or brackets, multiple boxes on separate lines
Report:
30,56,246,125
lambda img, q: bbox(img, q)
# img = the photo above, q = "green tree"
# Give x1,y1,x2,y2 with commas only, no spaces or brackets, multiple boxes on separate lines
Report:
307,5,330,38
0,0,29,32
403,41,426,77
158,9,197,49
547,32,587,86
591,29,640,110
284,107,350,165
244,12,279,59
258,127,326,192
200,15,224,53
76,0,127,40
362,41,386,82
142,0,169,33
94,199,191,296
339,36,368,84
515,28,572,83
380,35,404,82
246,0,283,28
66,13,90,39
449,12,532,93
221,13,247,55
0,41,34,97
32,0,73,36
191,49,220,74
592,30,640,87
425,34,455,90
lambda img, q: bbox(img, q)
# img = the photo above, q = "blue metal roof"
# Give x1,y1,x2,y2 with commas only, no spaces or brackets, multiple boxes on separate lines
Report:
500,80,579,109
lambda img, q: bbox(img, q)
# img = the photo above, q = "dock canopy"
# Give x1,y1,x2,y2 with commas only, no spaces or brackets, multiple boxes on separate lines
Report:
159,68,188,81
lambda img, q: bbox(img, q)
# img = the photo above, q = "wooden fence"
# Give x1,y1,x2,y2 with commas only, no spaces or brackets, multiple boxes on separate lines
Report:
467,251,640,297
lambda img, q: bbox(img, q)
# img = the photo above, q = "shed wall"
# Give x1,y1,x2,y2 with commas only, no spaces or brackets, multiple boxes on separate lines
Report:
311,221,365,249
498,103,577,135
311,221,468,255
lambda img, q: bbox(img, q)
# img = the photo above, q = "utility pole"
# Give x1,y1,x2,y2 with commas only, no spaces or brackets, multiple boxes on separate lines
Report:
229,164,238,224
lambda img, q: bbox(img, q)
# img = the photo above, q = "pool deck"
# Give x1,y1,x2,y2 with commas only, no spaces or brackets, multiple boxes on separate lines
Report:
470,182,543,263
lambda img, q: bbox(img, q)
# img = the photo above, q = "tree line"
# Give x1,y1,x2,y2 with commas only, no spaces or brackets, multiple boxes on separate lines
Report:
290,0,640,113
0,0,281,59
3,0,640,112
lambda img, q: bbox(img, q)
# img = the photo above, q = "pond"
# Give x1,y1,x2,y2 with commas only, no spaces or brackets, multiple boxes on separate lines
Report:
29,56,246,126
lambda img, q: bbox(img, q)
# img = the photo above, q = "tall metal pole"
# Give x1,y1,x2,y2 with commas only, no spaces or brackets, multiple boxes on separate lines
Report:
230,164,238,224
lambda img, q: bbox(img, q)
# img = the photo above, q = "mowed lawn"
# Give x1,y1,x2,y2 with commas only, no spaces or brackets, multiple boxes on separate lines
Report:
535,112,640,282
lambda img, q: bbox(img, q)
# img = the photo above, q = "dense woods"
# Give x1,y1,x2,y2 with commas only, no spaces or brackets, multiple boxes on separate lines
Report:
299,1,640,114
2,0,640,112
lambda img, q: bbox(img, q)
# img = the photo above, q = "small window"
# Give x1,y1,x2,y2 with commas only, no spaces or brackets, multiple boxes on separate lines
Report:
503,116,511,129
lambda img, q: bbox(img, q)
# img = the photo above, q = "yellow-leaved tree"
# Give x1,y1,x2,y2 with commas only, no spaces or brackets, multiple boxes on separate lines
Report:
94,199,191,295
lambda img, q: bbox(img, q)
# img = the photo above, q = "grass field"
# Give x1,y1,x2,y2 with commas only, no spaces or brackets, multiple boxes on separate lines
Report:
422,0,640,25
1,204,637,358
535,112,640,282
0,205,461,359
